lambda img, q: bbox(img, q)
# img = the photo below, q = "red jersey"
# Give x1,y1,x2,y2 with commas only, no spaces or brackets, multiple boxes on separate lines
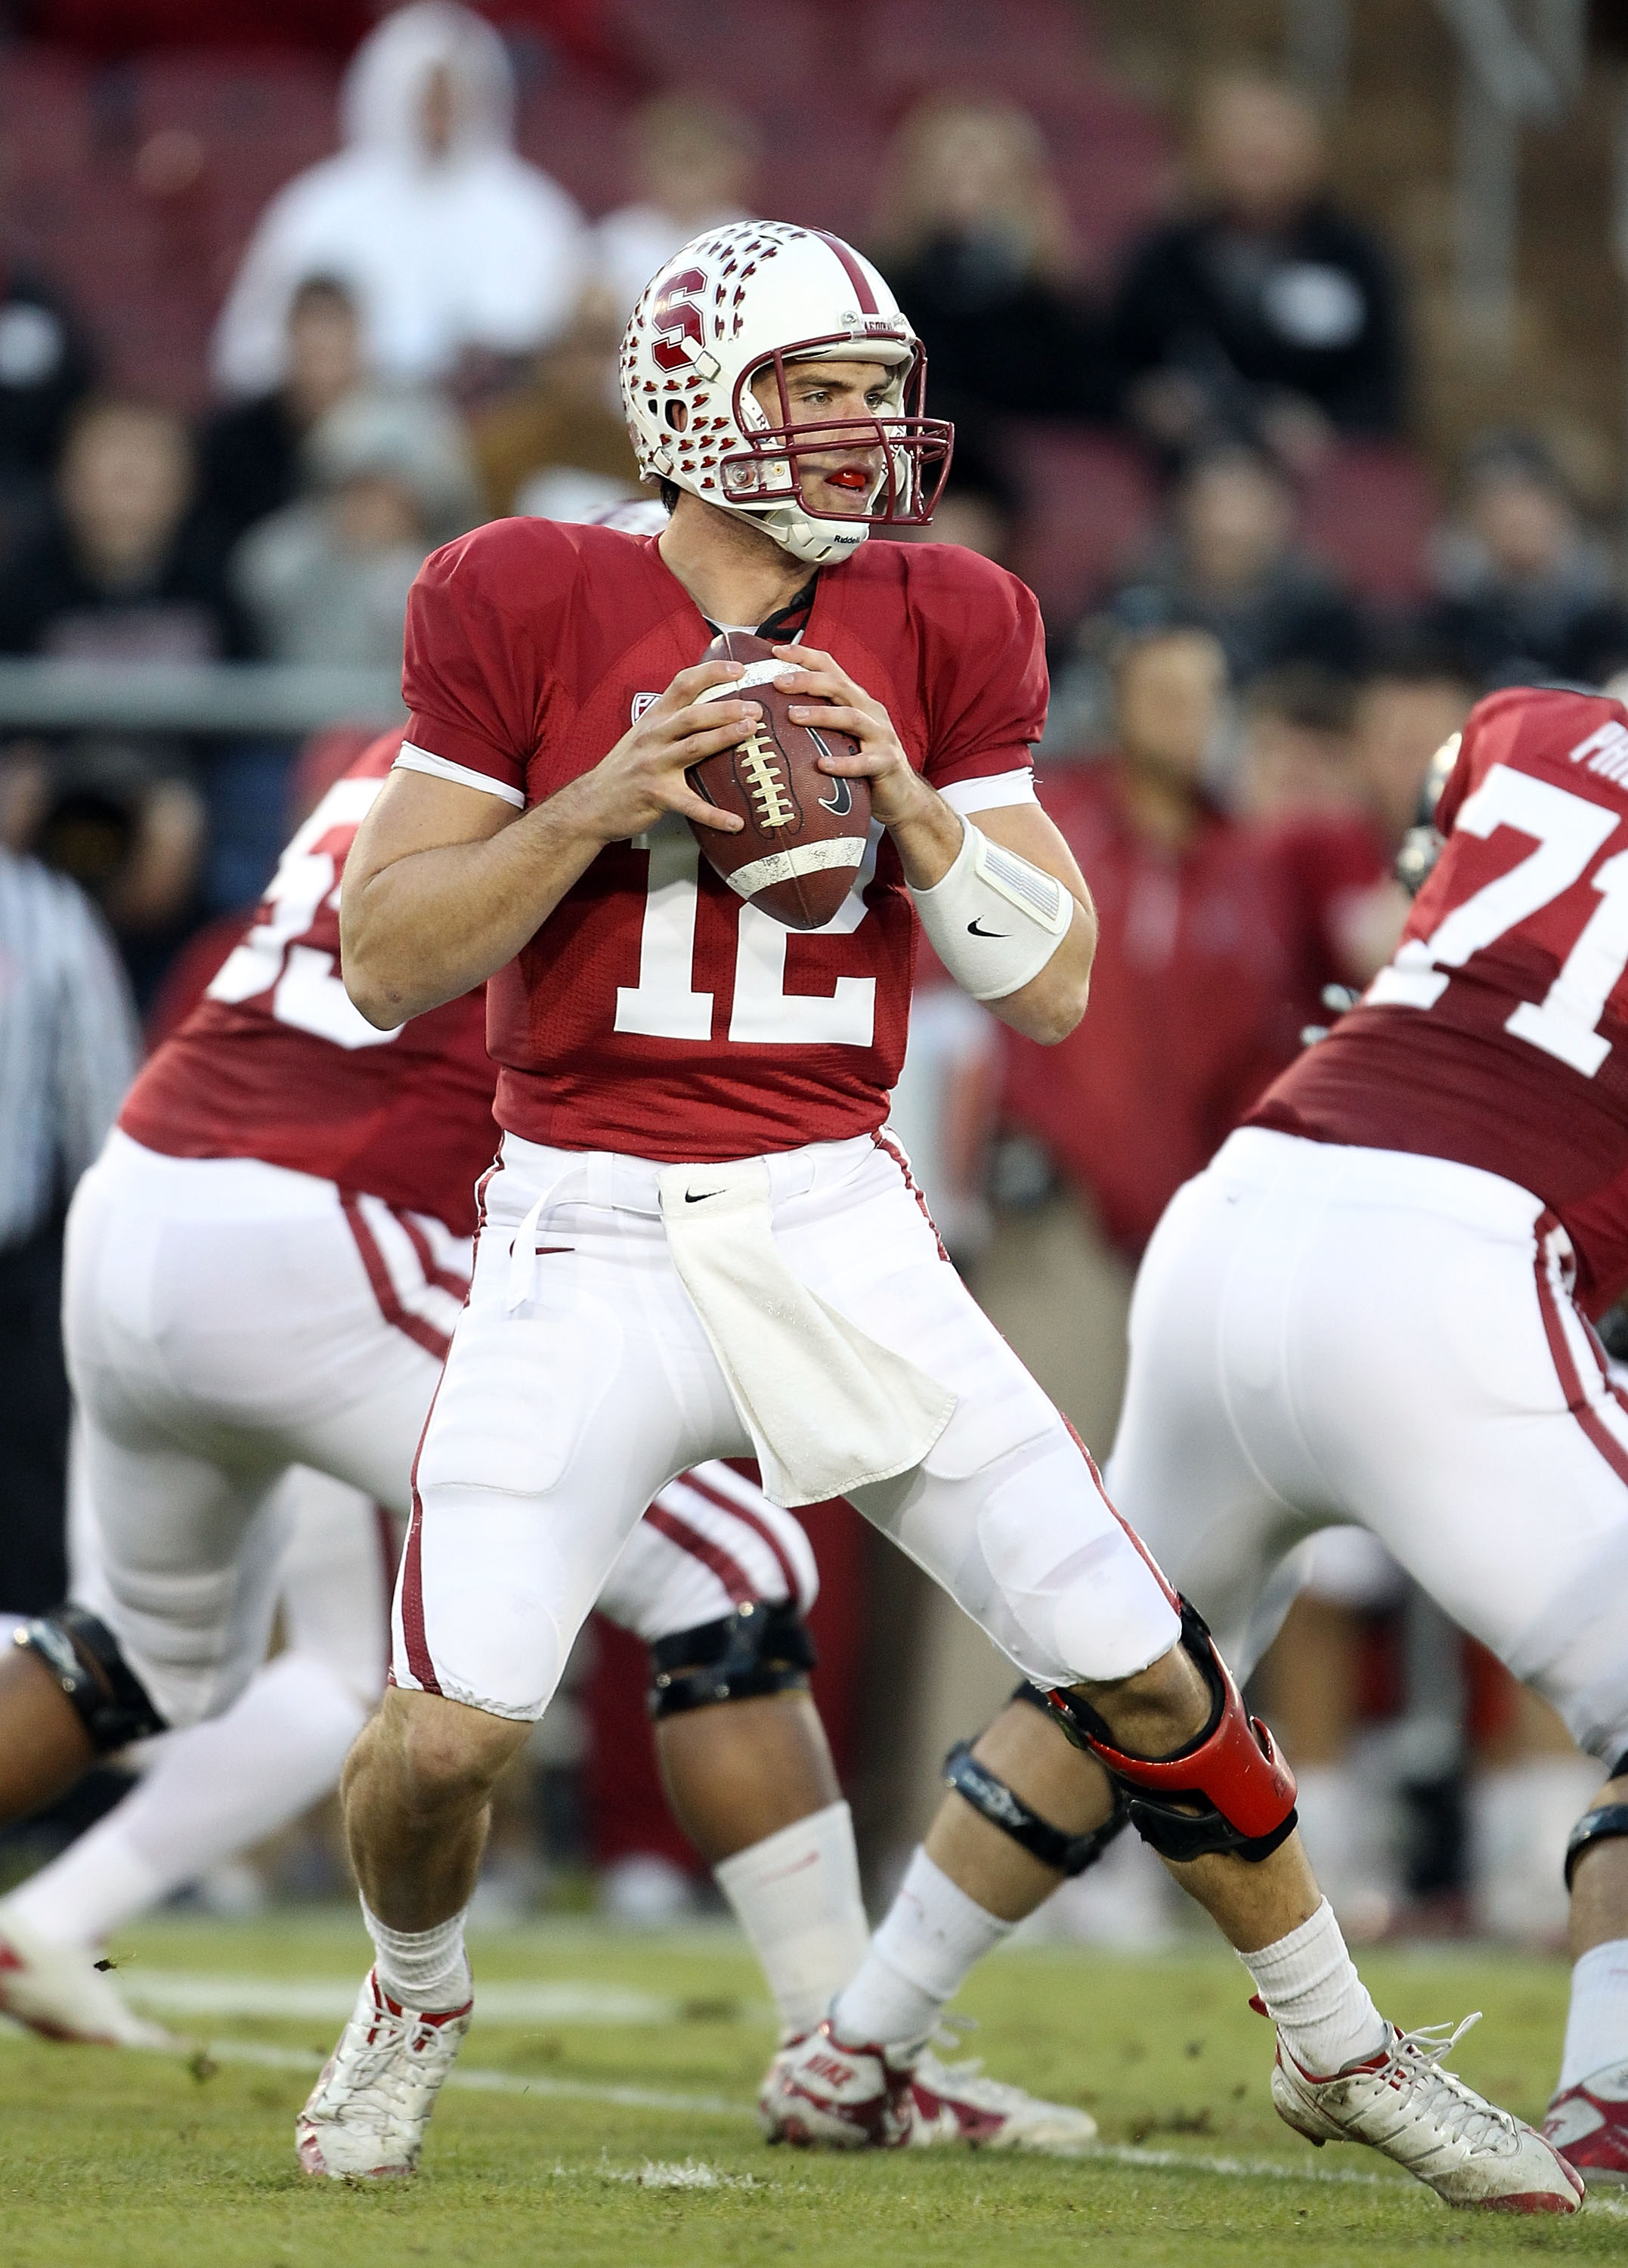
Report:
1251,686,1628,1311
1001,762,1386,1256
397,519,1047,1163
119,733,499,1237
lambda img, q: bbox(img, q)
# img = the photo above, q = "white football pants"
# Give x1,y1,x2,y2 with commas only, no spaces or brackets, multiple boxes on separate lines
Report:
1107,1127,1628,1766
62,1131,818,1730
397,1130,1179,1720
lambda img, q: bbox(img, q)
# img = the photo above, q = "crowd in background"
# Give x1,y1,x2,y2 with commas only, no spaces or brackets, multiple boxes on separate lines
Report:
5,0,1624,1932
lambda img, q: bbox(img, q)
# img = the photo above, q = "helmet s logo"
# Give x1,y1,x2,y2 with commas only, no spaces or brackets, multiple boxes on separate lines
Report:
652,268,707,373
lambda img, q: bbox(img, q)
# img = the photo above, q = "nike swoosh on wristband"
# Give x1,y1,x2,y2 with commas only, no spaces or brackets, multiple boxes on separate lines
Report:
685,1190,726,1204
967,919,1007,937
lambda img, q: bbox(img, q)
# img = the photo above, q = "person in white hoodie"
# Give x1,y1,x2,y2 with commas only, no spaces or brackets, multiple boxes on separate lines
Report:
212,2,587,398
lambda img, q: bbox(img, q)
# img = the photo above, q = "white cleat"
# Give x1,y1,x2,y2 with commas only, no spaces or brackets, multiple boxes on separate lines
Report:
0,1905,175,2048
758,2023,1097,2154
1271,2012,1584,2213
905,2049,1098,2154
296,1968,471,2180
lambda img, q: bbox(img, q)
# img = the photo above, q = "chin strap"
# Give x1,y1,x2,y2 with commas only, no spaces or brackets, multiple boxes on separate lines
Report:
1041,1600,1298,1865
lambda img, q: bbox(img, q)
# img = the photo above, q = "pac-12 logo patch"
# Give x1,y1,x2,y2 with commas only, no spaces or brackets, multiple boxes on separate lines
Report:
632,692,659,723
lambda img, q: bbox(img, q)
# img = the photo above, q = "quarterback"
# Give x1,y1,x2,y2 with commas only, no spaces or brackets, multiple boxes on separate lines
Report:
0,725,1094,2144
297,222,1571,2206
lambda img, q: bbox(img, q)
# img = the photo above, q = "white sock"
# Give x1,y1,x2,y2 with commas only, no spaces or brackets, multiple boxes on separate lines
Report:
363,1900,471,2012
713,1799,871,2041
1558,1938,1628,2091
5,1652,368,1948
831,1848,1012,2053
1240,1898,1387,2077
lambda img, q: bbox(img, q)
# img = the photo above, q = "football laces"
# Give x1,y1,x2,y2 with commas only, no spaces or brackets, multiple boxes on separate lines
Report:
738,727,797,832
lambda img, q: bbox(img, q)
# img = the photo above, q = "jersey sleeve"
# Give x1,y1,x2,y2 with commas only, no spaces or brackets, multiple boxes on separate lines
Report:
398,527,551,807
918,553,1049,804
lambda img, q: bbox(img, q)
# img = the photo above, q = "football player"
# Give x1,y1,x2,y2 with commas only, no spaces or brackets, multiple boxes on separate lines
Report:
819,680,1628,2190
284,222,1567,2204
0,724,1085,2148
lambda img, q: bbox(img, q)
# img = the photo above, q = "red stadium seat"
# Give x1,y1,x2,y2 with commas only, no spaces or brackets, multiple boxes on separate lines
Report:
1300,439,1437,608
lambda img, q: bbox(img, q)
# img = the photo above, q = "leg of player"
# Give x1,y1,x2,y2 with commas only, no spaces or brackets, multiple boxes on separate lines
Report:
769,1636,1582,2210
1544,1766,1628,2177
294,1686,528,2180
0,1641,96,1818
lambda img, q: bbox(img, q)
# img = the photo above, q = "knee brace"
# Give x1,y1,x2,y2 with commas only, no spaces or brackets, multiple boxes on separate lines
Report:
648,1600,817,1720
945,1684,1127,1876
1565,1797,1628,1889
15,1606,167,1754
1040,1600,1298,1865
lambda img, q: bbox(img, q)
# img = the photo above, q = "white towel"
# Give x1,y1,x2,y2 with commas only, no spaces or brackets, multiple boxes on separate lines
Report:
657,1158,956,1507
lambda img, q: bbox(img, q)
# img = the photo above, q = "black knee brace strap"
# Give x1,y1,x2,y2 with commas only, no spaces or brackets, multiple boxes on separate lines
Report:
16,1606,166,1753
648,1600,817,1720
1565,1803,1628,1890
943,1738,1127,1876
1041,1599,1298,1866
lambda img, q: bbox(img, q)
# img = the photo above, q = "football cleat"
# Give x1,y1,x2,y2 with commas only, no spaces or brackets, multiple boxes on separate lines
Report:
905,2049,1098,2154
0,1905,175,2048
296,1968,471,2180
1543,2059,1628,2183
1271,2011,1583,2212
757,2023,1097,2154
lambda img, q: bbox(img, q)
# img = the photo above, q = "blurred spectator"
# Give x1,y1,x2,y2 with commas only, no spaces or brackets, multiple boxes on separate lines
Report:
197,276,365,552
1111,70,1406,470
871,98,1106,424
1110,442,1365,683
0,820,138,1610
6,737,206,966
233,388,478,665
212,2,587,398
593,91,757,321
1350,645,1475,848
0,262,95,548
1422,432,1628,686
472,285,639,519
0,397,246,662
907,426,1020,563
1235,661,1360,820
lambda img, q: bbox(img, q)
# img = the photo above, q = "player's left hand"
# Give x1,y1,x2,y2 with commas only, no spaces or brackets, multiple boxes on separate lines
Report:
772,646,932,832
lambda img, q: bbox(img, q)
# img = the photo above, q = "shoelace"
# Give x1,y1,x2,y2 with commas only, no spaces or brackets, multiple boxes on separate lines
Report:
330,2003,460,2128
1375,2013,1521,2156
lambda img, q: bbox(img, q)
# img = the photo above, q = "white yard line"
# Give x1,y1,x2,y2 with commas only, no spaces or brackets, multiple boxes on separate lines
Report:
122,1973,695,2026
200,2034,753,2120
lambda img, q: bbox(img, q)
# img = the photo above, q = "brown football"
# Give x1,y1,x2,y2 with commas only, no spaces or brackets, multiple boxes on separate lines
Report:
686,630,871,931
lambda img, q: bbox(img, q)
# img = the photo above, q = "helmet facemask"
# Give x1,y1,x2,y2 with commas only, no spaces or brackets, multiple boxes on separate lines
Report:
720,339,953,538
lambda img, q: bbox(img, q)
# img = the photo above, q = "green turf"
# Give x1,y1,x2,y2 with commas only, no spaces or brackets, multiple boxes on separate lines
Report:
1,1911,1618,2266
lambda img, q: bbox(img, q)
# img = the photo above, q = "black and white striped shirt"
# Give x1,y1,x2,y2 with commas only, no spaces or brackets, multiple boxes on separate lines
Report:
0,846,139,1252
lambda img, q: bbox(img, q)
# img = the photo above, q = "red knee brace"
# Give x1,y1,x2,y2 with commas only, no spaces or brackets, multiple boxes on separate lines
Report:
1043,1600,1298,1864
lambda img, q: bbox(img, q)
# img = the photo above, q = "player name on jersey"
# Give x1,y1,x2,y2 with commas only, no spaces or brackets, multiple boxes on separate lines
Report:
1252,686,1628,1312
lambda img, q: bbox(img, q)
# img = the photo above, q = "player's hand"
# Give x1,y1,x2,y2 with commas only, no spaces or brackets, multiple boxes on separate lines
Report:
772,645,933,832
568,659,753,843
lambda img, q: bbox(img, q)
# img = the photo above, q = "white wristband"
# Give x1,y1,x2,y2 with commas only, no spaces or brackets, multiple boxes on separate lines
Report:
909,820,1073,1002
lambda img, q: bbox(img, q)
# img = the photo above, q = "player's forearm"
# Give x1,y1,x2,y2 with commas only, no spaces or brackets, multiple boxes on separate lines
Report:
984,895,1097,1043
343,796,604,1027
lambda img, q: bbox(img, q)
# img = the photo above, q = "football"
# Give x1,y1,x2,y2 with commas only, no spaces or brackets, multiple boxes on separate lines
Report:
686,630,871,931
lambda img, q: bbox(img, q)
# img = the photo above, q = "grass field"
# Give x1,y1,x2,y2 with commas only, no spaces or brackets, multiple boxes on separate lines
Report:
2,1910,1623,2267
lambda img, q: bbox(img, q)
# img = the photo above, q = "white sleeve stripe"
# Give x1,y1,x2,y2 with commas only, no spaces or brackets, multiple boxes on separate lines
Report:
395,743,525,808
939,767,1036,816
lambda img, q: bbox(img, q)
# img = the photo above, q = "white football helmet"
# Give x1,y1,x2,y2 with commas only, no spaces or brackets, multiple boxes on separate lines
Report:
621,220,954,567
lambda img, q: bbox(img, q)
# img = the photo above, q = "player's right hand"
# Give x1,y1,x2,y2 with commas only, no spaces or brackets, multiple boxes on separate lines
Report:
568,660,754,843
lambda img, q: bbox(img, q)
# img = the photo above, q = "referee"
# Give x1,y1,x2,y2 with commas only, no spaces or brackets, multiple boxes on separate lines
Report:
0,833,137,1610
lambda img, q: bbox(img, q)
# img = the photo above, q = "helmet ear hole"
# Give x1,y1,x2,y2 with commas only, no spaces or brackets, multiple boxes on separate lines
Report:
664,400,689,434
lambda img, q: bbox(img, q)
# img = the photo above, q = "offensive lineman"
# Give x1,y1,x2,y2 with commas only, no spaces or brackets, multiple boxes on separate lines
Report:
304,221,1571,2207
0,724,1084,2147
793,680,1628,2191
